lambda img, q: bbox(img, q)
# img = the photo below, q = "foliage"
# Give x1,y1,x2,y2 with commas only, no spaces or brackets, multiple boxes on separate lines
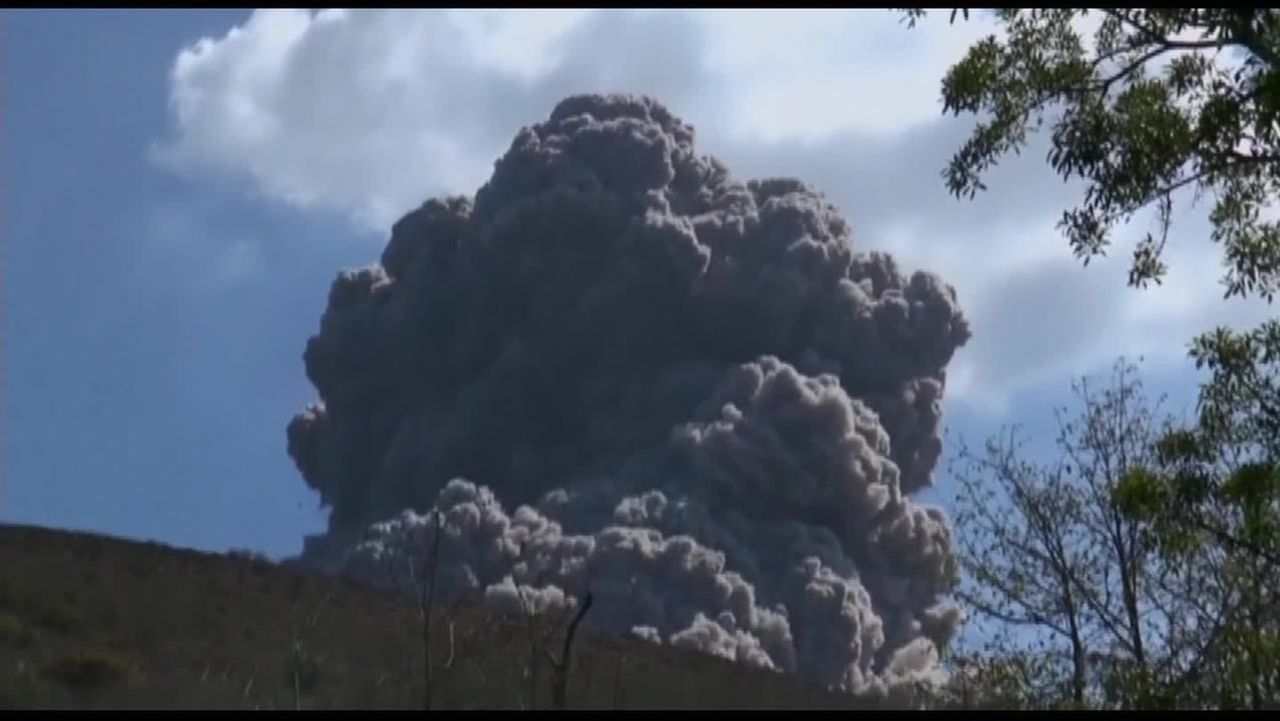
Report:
907,8,1280,300
41,648,145,691
0,524,879,709
945,358,1280,709
0,665,54,708
903,10,1280,706
0,611,37,648
947,359,1184,708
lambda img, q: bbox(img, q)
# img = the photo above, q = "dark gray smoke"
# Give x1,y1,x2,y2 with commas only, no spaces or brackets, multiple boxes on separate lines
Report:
286,94,971,700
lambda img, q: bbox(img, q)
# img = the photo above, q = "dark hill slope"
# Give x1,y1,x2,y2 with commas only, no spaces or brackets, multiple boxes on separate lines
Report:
0,523,879,709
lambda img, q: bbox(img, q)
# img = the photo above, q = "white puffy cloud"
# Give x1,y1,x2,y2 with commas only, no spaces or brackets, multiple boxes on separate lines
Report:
155,9,726,232
155,8,1270,409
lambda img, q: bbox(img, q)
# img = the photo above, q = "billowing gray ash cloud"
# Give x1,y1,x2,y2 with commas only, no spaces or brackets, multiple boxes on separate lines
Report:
286,94,971,700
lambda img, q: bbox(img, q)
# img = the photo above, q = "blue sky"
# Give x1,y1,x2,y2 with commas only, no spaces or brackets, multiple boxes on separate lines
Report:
2,9,336,554
1,9,1264,560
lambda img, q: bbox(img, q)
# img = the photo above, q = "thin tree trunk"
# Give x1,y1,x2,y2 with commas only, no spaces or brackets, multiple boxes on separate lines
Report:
1250,564,1263,711
421,512,443,710
548,593,594,709
1063,581,1088,706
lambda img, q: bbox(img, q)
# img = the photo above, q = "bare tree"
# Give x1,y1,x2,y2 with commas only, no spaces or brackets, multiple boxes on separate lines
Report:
949,358,1186,707
548,592,594,709
951,425,1093,705
612,655,626,710
376,509,503,710
285,578,332,711
517,587,542,710
409,509,446,710
511,544,596,710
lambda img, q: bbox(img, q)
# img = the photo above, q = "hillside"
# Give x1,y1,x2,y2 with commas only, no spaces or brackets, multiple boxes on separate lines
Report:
0,523,881,709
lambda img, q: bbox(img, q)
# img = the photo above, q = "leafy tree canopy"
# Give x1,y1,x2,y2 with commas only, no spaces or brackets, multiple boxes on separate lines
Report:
905,8,1280,301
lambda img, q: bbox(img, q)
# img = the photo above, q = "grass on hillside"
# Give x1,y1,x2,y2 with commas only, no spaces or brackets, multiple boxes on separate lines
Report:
0,524,876,710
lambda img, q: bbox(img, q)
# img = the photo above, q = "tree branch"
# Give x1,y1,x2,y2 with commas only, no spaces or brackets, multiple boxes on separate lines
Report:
547,592,594,709
419,510,444,710
1189,514,1280,566
1229,12,1280,70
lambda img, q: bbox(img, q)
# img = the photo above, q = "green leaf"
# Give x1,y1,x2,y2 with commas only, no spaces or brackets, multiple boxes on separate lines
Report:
1111,466,1168,519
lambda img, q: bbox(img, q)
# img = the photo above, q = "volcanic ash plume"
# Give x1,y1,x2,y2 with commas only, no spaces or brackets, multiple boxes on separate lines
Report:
286,93,971,701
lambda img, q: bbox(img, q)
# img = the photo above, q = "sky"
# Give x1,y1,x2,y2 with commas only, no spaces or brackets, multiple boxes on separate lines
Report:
2,8,1271,560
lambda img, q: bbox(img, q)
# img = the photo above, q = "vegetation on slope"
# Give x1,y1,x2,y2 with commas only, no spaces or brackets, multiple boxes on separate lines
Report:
0,524,878,710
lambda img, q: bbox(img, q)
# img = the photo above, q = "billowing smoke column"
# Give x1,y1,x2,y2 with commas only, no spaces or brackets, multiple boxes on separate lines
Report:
286,94,971,700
